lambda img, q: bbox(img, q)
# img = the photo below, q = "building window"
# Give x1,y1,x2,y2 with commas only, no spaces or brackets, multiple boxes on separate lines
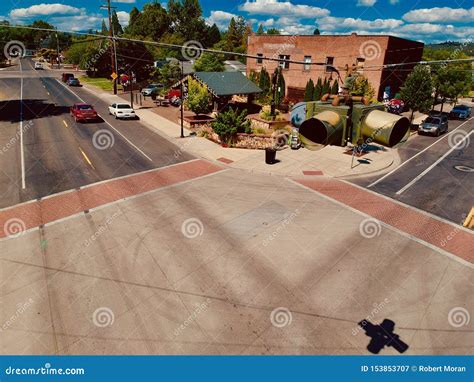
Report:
304,56,312,71
257,53,263,64
356,57,365,72
279,55,290,69
325,56,334,72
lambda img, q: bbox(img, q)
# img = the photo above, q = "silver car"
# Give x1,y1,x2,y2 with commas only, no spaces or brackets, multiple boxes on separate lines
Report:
418,115,448,136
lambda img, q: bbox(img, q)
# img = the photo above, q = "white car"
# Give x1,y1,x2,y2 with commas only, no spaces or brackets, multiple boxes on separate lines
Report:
108,103,137,120
34,62,44,70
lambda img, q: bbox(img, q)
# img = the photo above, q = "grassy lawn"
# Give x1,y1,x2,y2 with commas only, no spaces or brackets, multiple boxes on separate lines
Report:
79,76,115,91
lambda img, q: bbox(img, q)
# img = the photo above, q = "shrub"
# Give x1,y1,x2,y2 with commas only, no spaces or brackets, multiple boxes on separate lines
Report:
185,78,212,115
211,108,251,144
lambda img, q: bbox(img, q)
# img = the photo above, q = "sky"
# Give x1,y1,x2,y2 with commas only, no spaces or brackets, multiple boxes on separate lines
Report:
0,0,473,43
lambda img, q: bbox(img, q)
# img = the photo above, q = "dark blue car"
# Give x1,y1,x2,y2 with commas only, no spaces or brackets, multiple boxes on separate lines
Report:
449,105,471,120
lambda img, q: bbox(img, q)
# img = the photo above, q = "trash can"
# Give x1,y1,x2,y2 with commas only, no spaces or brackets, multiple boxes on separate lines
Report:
265,148,276,164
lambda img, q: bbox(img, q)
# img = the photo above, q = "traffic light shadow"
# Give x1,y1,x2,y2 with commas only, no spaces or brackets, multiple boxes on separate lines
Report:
358,319,409,354
0,99,70,122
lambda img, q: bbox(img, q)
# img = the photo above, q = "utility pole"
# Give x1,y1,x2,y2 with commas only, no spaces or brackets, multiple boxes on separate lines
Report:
55,32,61,69
101,0,117,94
180,60,184,138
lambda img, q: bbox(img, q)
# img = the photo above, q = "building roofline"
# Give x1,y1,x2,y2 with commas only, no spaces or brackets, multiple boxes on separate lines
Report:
250,33,423,45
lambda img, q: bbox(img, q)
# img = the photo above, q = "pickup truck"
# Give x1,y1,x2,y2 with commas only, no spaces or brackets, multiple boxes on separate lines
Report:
70,103,99,123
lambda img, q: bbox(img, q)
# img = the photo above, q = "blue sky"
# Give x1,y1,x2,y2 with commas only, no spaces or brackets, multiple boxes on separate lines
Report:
1,0,473,43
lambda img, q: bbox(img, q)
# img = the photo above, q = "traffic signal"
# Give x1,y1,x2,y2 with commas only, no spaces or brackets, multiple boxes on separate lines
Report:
298,99,410,149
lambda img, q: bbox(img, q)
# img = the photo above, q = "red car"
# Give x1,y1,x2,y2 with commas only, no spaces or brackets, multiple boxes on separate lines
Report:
70,103,98,123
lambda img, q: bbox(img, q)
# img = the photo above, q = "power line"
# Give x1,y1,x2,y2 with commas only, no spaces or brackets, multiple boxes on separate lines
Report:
2,24,473,70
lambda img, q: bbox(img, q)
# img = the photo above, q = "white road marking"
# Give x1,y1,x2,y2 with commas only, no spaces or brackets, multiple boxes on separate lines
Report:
368,117,474,188
19,59,26,190
55,79,153,162
396,130,473,195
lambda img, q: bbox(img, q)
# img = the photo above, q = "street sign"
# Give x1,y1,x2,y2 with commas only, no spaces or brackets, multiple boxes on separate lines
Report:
111,72,118,80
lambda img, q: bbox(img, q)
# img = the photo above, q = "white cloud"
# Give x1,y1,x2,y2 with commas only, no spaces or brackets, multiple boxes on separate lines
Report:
318,16,403,32
205,10,238,29
357,0,377,7
49,15,103,32
239,0,329,19
403,7,474,23
116,11,130,27
112,0,136,3
10,4,82,18
389,0,399,4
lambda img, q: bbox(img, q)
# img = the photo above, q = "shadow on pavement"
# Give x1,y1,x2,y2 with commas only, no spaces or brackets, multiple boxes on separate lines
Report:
0,99,70,122
358,319,409,354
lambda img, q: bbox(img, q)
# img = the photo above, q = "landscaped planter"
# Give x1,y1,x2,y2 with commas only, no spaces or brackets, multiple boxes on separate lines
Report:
181,115,216,132
249,116,290,132
198,126,277,150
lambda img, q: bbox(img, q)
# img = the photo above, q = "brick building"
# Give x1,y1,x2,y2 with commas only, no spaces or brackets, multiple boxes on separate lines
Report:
247,33,424,101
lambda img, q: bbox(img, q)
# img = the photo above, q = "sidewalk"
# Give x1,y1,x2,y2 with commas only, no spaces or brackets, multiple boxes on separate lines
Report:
83,83,400,179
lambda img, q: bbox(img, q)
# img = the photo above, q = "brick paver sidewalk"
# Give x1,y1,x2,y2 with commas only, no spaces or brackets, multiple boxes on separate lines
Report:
295,177,473,265
0,159,222,239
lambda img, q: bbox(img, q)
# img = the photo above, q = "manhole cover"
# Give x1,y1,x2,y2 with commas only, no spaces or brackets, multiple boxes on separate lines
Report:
454,165,474,173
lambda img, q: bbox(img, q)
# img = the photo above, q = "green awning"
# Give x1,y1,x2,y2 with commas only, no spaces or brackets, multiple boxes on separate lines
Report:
193,72,262,97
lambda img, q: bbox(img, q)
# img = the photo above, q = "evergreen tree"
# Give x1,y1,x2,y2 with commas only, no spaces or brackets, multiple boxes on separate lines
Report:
266,28,280,35
331,79,339,95
313,78,322,100
129,7,140,27
322,78,331,95
256,24,264,35
258,67,271,95
275,69,285,106
313,28,320,35
206,23,221,47
101,19,108,35
304,79,314,102
226,18,241,51
111,10,123,35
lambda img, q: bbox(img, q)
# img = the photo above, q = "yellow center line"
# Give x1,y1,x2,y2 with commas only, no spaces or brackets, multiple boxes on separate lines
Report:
79,147,96,170
62,120,68,128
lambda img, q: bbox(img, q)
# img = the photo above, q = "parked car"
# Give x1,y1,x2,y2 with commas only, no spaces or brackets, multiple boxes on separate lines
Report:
67,78,81,87
449,105,472,120
108,103,137,119
141,84,164,97
34,62,44,70
62,73,75,83
418,115,448,136
70,103,98,123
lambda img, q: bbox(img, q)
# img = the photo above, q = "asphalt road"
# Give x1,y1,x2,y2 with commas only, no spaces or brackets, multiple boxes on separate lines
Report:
351,116,474,224
0,58,193,208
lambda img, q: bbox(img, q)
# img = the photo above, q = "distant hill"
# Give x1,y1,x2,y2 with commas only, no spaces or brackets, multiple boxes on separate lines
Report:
426,41,474,56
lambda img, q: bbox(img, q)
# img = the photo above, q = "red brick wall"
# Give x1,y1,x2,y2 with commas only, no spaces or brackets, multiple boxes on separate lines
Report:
247,34,423,101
